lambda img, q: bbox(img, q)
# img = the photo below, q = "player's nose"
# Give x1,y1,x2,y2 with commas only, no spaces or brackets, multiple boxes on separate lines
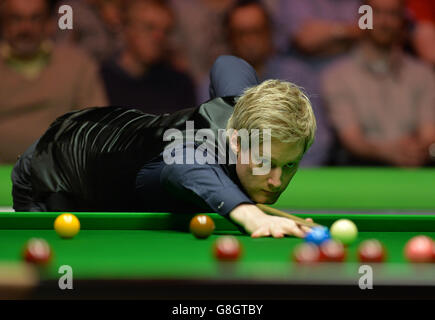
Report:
267,167,282,189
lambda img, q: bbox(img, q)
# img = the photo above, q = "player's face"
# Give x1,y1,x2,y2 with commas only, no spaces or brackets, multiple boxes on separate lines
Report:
236,138,305,204
1,0,49,59
125,3,173,64
367,0,404,48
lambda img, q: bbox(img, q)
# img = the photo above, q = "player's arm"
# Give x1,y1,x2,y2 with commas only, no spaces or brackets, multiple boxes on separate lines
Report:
161,161,255,217
229,204,312,238
161,159,310,238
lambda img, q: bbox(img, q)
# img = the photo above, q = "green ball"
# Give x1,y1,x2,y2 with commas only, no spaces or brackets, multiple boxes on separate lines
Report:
330,219,358,245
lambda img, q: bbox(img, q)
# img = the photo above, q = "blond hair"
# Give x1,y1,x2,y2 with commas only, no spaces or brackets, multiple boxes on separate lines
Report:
226,79,316,152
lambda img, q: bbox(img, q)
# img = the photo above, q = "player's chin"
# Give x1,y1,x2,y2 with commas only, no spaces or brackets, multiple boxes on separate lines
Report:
262,198,278,205
252,193,280,204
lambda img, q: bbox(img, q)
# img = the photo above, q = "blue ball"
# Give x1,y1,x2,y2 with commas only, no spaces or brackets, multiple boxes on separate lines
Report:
304,227,331,245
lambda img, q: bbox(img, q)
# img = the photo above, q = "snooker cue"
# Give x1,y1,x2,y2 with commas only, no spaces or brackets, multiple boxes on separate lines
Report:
256,204,322,228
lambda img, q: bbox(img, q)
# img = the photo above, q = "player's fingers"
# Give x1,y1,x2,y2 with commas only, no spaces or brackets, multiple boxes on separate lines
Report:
300,218,313,233
251,227,271,238
301,226,311,233
289,226,305,238
282,221,305,238
270,226,285,238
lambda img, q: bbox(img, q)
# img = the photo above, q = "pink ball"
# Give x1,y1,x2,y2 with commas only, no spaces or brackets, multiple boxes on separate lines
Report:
404,235,435,263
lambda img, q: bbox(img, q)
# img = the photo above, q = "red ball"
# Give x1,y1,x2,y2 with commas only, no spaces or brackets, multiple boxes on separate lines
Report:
189,214,215,239
23,238,52,265
213,236,241,261
404,235,434,263
319,240,346,262
293,243,321,264
358,239,386,263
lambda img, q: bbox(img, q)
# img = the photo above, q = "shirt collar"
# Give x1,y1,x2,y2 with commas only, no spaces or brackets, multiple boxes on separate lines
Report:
354,43,403,77
1,40,53,79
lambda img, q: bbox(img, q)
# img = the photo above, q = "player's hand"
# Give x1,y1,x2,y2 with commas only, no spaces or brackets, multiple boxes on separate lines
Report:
229,204,312,238
249,215,313,238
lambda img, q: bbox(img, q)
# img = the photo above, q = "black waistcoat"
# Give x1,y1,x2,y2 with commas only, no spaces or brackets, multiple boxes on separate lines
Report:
29,97,236,211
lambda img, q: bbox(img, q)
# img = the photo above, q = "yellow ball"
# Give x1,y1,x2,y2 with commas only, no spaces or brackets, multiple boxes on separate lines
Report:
54,213,80,239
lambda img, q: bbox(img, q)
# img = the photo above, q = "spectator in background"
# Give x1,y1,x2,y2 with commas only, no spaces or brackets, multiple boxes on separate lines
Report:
322,0,435,167
407,0,435,67
275,0,362,61
273,0,362,111
169,0,235,84
0,0,107,164
56,0,124,62
100,0,196,114
211,0,332,166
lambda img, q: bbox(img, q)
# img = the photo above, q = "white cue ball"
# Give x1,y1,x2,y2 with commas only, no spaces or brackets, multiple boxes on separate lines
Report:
330,219,358,245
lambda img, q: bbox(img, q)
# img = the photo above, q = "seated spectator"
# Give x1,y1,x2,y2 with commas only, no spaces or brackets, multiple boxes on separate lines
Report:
407,0,435,67
169,0,235,84
273,0,362,113
322,0,435,167
198,0,332,166
56,0,124,62
100,0,196,114
0,0,107,164
275,0,362,60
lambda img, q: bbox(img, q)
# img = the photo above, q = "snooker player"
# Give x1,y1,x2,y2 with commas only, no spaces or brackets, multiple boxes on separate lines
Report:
11,55,316,238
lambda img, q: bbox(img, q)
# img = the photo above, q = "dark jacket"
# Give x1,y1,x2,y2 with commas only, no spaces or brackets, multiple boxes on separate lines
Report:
29,97,238,212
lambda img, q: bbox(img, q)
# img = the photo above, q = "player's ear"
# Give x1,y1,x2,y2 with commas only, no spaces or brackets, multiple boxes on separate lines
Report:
229,129,240,155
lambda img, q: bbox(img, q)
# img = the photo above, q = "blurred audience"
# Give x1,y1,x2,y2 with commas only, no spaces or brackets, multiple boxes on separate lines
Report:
169,0,235,84
275,0,362,60
1,0,432,167
322,0,435,167
100,0,196,113
56,0,124,62
0,0,107,164
406,0,435,67
273,0,362,133
200,0,333,166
